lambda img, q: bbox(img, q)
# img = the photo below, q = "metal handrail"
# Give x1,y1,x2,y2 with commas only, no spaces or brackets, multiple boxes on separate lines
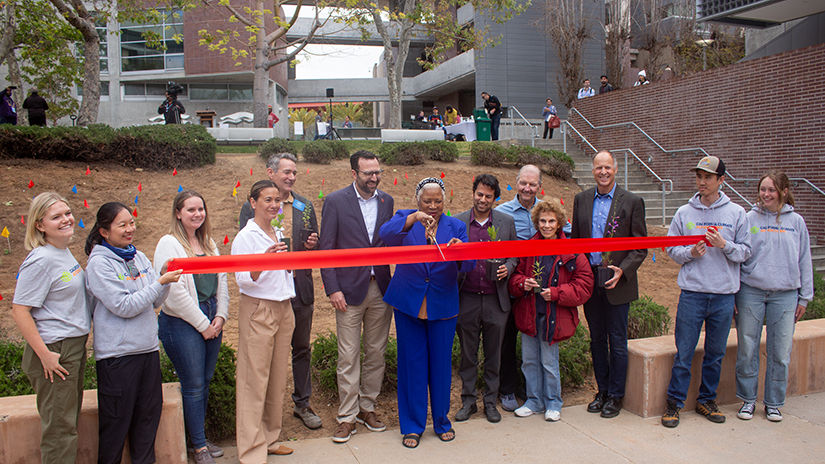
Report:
508,106,537,147
562,120,675,225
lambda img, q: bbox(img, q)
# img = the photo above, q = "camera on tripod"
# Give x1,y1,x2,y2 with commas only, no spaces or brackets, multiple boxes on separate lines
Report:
166,81,185,97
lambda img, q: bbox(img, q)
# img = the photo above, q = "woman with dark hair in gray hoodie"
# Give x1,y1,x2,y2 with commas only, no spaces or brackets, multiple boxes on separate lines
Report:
735,171,814,423
85,202,182,464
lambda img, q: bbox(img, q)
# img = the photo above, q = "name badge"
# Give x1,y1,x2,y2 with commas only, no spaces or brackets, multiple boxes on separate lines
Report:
293,199,306,212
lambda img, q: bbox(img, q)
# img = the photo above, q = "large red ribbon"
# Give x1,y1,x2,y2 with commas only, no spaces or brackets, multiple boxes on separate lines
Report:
167,236,701,275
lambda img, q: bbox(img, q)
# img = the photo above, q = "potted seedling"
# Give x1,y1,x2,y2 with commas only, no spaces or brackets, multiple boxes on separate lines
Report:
485,225,506,282
598,216,619,288
300,203,313,244
531,260,545,294
271,208,290,251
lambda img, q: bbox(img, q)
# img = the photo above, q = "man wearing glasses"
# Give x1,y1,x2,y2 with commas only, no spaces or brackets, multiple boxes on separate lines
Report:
319,151,395,443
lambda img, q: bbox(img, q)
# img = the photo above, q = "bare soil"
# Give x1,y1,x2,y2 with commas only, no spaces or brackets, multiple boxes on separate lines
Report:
0,154,683,444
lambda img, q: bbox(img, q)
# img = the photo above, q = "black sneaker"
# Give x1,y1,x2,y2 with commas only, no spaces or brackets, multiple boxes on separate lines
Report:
696,400,726,423
661,399,680,428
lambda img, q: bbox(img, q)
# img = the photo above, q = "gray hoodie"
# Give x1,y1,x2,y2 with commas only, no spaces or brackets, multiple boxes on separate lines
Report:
86,245,170,360
667,191,752,295
740,204,814,307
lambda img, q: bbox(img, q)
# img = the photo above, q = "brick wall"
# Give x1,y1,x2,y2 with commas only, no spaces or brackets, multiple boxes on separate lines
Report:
568,43,825,239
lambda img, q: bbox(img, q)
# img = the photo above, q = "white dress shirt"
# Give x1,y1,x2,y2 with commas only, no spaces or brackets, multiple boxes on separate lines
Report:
232,219,295,301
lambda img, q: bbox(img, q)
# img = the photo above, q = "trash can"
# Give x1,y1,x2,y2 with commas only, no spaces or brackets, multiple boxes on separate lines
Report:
472,108,487,120
475,118,491,141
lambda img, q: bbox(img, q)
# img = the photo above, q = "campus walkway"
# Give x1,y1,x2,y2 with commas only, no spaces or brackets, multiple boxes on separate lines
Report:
214,391,825,463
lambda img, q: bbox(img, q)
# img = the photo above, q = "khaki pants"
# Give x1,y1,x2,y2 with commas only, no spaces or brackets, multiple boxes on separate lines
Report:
336,280,393,423
236,295,295,464
22,334,88,464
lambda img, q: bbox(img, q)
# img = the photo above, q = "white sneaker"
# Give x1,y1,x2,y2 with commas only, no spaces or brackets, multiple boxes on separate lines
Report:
515,406,536,417
737,402,755,420
545,410,561,422
765,406,783,422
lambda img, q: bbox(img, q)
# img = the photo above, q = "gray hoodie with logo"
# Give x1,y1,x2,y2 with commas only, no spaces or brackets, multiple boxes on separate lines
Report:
86,245,170,360
667,191,752,295
740,204,814,306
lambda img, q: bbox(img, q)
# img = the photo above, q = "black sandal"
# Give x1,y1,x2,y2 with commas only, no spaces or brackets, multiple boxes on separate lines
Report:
402,433,421,448
437,428,455,442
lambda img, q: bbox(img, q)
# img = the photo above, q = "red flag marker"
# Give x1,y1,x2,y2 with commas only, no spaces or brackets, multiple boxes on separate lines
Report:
0,293,3,301
472,176,475,182
450,189,453,196
321,179,325,187
84,199,89,208
394,178,397,185
85,166,90,175
405,172,408,179
138,182,142,192
27,180,34,188
235,180,241,188
440,172,445,179
306,168,309,174
172,168,178,176
133,208,138,217
223,235,229,245
559,197,563,205
21,215,25,224
250,168,253,176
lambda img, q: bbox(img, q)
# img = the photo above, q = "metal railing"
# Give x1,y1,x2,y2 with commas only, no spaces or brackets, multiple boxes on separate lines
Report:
562,121,674,225
508,106,537,146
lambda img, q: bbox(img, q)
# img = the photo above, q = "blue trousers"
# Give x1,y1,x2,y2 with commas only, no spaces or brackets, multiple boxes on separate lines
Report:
395,309,455,435
584,277,630,398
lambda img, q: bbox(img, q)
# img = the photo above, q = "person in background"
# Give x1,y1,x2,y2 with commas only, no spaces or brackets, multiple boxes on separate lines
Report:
158,91,185,124
635,70,650,86
416,110,427,122
379,177,474,448
481,91,502,140
12,193,91,464
232,180,296,461
85,202,182,464
429,107,443,129
342,116,353,128
1,86,18,125
577,79,595,99
23,89,49,126
509,200,593,422
735,171,813,423
444,105,460,125
154,190,229,464
267,105,279,128
542,99,557,139
599,76,614,94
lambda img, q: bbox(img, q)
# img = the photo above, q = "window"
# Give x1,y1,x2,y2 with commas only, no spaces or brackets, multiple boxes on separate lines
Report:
98,24,109,73
190,84,253,101
77,82,110,98
123,83,188,99
121,9,184,73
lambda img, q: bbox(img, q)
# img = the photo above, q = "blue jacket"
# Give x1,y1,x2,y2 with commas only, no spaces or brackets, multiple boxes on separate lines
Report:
379,210,475,320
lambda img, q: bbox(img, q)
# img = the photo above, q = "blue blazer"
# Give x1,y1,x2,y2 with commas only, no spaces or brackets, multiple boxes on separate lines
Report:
379,210,475,320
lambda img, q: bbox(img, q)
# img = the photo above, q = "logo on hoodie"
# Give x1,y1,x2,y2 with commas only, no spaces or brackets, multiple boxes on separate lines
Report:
750,226,759,234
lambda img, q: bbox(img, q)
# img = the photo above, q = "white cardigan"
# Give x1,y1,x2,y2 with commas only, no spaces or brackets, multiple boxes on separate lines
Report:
153,234,230,332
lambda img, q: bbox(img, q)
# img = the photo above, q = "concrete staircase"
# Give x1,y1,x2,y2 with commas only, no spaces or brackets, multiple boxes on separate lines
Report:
811,240,825,274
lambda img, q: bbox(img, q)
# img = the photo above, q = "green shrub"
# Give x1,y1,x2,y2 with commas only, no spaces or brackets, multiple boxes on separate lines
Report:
302,141,335,164
470,141,508,167
558,324,593,387
311,330,399,395
0,337,33,397
452,334,489,391
800,272,825,321
259,137,298,161
0,124,216,169
506,146,574,181
628,295,672,339
327,139,350,160
204,343,237,440
378,141,458,165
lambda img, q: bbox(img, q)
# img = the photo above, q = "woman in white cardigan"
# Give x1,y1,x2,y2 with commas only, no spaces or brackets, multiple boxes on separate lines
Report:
154,190,229,464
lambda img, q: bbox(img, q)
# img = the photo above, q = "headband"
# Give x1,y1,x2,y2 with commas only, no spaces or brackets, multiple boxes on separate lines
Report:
415,177,445,197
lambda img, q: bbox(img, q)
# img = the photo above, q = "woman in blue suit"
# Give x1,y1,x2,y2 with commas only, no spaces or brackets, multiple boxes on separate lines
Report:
380,177,475,448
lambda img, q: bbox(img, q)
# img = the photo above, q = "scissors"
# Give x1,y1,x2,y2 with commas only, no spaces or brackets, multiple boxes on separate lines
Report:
428,231,447,261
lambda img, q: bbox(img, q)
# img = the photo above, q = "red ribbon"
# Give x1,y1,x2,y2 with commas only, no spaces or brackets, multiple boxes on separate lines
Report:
167,236,702,275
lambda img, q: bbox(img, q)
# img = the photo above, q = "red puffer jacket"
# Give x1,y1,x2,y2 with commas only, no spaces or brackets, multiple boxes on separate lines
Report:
508,231,594,344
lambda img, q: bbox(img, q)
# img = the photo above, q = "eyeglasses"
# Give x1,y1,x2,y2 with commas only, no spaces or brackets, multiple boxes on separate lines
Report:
357,169,384,178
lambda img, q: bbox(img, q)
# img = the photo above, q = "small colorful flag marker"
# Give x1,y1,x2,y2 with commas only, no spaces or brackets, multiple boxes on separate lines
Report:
496,197,501,201
71,185,78,194
84,199,89,208
405,172,408,179
172,168,178,176
318,189,324,199
134,195,139,205
85,166,91,175
1,226,10,250
393,178,397,185
559,197,563,205
178,185,183,192
21,215,25,224
472,176,475,182
440,172,445,179
250,168,253,176
232,187,237,197
27,180,34,188
321,179,325,187
223,235,229,245
132,208,138,217
306,168,309,174
0,293,3,301
652,251,656,263
78,219,85,229
446,210,451,216
138,182,142,192
235,180,241,188
506,184,512,191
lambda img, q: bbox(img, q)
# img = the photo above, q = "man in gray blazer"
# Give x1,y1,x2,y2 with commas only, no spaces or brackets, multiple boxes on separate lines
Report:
238,152,322,429
319,151,395,443
454,174,518,423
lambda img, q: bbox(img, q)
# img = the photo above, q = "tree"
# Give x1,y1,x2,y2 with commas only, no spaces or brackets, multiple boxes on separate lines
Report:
331,102,363,125
536,0,594,108
337,0,529,129
0,2,16,69
197,0,330,128
603,0,630,90
289,107,318,140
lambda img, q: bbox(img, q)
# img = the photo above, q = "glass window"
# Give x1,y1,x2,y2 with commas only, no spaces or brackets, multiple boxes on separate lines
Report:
77,82,110,97
120,8,184,73
124,83,146,96
122,56,165,72
229,84,253,101
146,84,167,96
190,84,228,100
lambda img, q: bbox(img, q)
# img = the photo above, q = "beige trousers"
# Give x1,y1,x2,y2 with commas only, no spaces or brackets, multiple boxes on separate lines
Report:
236,294,295,464
336,280,393,423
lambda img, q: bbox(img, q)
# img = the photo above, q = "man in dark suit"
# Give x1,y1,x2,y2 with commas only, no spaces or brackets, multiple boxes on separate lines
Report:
238,152,322,429
319,151,395,444
571,149,647,419
454,174,518,423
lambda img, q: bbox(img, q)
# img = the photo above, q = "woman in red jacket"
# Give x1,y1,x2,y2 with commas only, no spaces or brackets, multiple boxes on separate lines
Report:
509,200,593,421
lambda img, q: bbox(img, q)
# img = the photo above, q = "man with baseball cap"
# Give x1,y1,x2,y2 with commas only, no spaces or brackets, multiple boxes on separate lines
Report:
661,156,752,428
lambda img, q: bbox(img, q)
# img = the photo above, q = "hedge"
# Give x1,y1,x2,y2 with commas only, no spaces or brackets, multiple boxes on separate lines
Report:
469,141,574,181
378,141,459,165
0,124,217,169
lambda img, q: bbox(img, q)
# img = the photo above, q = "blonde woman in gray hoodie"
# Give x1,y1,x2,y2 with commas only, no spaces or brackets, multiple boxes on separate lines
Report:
735,171,814,423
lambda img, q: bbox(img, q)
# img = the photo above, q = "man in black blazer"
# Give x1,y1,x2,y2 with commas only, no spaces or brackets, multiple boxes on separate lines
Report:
238,152,322,429
319,151,395,443
571,149,647,419
454,174,518,423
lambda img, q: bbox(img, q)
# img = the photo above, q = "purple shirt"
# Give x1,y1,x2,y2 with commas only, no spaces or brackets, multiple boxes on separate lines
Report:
462,210,497,294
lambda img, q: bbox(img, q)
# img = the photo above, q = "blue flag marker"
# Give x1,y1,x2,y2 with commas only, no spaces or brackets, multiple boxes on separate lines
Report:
71,185,78,194
496,197,501,202
652,251,656,263
178,185,183,192
134,195,139,205
506,184,512,191
78,219,85,229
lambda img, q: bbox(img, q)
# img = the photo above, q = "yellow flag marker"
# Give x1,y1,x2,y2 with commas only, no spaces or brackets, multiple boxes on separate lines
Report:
1,227,8,238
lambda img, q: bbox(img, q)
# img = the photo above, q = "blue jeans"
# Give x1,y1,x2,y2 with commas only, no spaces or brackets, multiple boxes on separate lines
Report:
735,283,798,407
158,296,222,449
666,291,735,408
520,330,562,413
